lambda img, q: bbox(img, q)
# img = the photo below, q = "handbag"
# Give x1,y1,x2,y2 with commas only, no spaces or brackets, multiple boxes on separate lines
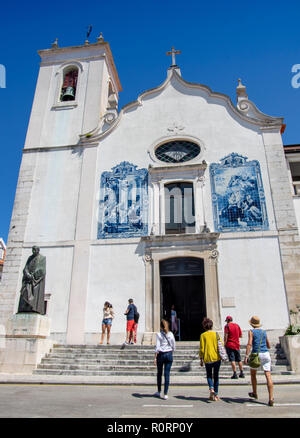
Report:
248,330,264,368
216,332,228,361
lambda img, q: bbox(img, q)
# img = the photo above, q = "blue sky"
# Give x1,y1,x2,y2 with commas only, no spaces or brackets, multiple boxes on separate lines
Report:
0,0,299,242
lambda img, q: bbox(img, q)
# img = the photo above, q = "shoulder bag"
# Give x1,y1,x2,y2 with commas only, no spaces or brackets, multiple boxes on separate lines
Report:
216,332,228,361
248,330,264,368
161,331,174,351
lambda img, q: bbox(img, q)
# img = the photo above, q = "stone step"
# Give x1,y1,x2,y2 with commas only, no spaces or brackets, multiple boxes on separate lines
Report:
47,346,285,354
43,353,287,364
40,357,289,367
33,368,294,377
36,362,290,372
34,342,290,377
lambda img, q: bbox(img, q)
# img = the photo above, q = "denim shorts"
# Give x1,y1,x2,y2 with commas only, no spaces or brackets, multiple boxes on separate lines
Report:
102,318,112,326
226,347,241,362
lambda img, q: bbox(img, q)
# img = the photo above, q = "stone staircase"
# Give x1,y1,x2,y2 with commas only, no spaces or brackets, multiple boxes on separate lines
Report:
33,343,293,377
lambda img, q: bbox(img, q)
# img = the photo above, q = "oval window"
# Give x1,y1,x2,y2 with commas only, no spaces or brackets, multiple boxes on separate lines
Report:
155,140,200,163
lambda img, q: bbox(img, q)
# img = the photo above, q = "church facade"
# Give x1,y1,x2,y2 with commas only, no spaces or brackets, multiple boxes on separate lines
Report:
0,38,299,344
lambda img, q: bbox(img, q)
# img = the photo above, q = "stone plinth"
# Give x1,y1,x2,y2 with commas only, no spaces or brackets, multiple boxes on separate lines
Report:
0,313,53,374
280,335,300,372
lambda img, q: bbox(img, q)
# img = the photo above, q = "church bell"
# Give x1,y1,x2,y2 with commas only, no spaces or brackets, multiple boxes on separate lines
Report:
61,86,75,101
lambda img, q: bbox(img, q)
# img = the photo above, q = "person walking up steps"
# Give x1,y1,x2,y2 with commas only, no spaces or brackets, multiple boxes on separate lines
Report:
154,319,176,400
200,317,222,401
224,315,245,379
244,316,274,407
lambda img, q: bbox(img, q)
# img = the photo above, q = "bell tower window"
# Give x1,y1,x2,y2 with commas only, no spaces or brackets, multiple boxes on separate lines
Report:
60,67,78,102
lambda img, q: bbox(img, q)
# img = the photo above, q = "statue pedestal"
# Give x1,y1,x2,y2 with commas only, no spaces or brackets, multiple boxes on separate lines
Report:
0,314,53,374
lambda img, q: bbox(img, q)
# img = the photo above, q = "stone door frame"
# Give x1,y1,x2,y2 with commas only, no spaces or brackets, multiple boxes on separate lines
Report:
142,233,221,334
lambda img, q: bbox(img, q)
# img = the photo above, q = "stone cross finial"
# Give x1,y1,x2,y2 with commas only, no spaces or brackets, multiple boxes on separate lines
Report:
97,32,104,42
166,46,181,66
237,78,248,101
51,38,59,49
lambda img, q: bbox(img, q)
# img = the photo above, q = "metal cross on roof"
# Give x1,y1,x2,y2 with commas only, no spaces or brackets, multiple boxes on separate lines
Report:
166,46,181,67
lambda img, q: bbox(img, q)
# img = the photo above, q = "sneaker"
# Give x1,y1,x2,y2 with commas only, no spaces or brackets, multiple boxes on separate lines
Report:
239,371,245,378
154,392,161,398
163,395,168,400
130,342,134,345
231,373,238,379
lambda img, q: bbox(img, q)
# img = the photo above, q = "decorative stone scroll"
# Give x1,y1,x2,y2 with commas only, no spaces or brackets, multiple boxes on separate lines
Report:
98,161,148,239
210,153,269,233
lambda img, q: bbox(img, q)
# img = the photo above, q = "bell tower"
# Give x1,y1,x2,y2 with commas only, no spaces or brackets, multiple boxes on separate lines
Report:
24,35,122,149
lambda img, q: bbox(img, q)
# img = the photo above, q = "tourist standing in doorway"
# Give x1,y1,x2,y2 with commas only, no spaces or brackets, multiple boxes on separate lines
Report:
124,298,136,345
154,319,176,400
224,316,245,379
100,301,114,345
199,317,222,401
244,316,274,406
170,304,178,335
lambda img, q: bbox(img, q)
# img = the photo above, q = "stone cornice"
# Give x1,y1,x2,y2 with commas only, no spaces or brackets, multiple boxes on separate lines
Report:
141,232,220,248
79,68,283,144
148,162,207,174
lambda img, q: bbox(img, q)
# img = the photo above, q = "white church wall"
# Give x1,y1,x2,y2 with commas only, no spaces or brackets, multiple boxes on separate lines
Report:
24,148,82,243
84,242,145,343
96,77,277,236
217,236,289,331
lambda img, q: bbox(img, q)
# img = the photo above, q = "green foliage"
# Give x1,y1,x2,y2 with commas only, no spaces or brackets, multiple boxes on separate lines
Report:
285,324,300,336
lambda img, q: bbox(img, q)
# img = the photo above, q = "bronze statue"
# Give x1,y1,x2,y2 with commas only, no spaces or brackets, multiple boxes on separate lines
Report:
18,246,46,315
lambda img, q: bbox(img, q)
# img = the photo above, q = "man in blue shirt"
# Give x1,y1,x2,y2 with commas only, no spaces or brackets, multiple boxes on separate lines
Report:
124,298,136,345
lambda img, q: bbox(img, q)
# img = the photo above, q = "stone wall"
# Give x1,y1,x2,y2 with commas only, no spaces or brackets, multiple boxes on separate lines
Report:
0,152,36,326
263,137,300,312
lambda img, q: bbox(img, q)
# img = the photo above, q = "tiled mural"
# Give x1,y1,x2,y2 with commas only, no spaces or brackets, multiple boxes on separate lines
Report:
210,153,269,232
98,161,148,239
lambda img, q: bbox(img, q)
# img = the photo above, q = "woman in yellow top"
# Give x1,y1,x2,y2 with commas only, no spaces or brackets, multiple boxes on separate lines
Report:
199,317,222,401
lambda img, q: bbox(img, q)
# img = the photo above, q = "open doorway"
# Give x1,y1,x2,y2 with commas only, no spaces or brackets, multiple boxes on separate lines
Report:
160,258,206,341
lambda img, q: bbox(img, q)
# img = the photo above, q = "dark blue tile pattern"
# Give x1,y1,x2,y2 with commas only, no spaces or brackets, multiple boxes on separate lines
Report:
97,162,148,239
210,153,269,232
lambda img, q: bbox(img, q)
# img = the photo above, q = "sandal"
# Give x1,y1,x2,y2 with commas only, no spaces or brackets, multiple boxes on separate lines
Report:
209,389,215,401
214,395,220,401
248,392,258,400
268,400,274,407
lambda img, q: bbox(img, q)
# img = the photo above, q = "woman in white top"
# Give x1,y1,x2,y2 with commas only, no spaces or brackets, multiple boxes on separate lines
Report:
154,319,176,400
100,301,114,345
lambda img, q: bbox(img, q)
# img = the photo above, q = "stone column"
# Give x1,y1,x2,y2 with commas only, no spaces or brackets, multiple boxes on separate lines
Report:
153,258,161,332
159,181,165,235
144,255,153,332
204,250,221,330
195,177,205,233
152,181,160,235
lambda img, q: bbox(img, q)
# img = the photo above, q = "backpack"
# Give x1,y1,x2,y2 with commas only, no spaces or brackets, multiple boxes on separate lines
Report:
133,305,140,323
